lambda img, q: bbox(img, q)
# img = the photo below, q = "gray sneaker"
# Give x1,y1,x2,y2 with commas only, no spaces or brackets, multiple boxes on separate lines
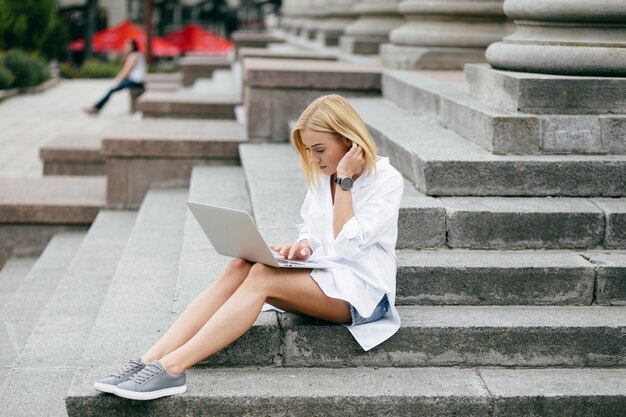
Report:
94,357,146,393
114,360,187,400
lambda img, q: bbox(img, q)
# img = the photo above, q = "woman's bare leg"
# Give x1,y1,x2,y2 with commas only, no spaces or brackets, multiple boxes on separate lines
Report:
159,264,350,374
141,258,253,364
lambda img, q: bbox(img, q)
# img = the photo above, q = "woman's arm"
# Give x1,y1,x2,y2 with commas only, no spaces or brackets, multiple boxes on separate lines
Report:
333,143,364,237
113,53,138,84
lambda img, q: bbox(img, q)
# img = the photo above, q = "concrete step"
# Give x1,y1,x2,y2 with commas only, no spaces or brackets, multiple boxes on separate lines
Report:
40,134,104,176
383,69,626,156
244,57,381,141
180,55,231,87
0,210,136,417
138,91,239,119
0,232,85,385
396,249,602,306
67,187,188,407
237,142,626,250
0,176,106,224
179,166,281,367
188,69,239,97
0,256,36,313
280,305,626,367
350,96,626,197
0,176,105,267
66,366,626,416
101,118,245,209
232,31,285,57
238,47,337,62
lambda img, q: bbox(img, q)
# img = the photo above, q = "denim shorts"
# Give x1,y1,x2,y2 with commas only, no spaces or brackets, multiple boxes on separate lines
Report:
349,294,389,326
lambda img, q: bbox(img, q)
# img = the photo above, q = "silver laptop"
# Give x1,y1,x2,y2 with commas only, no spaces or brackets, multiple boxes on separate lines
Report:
186,202,329,269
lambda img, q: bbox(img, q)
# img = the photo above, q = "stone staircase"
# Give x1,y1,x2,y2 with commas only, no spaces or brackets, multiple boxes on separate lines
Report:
60,143,625,416
1,29,624,417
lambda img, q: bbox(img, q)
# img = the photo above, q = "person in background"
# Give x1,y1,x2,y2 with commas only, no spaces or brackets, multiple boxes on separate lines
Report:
84,38,145,115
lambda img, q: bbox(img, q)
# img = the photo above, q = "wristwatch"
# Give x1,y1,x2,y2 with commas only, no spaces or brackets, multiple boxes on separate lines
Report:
335,176,354,191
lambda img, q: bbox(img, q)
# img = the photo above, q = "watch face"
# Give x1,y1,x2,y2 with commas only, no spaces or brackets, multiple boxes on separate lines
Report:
340,177,353,190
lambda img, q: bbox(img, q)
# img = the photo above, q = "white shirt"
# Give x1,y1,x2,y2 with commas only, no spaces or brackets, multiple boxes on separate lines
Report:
298,156,404,351
127,52,146,83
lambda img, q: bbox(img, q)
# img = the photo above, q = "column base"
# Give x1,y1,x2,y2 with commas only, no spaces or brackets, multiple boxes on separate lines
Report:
466,63,626,115
339,35,387,55
381,43,487,70
316,30,342,47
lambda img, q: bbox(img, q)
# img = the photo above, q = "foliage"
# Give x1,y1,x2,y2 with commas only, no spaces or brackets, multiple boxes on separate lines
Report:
0,0,67,59
61,59,121,79
0,62,14,89
1,49,50,88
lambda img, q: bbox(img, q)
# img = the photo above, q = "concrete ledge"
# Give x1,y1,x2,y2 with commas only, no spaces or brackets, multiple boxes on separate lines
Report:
138,91,239,119
383,70,626,155
102,119,245,209
244,58,381,90
40,134,104,176
441,197,605,250
232,31,285,55
66,367,626,417
282,305,626,367
466,64,626,115
351,97,626,197
102,119,245,158
180,56,232,86
239,47,337,62
0,176,106,224
244,59,381,141
106,158,238,209
381,43,488,70
66,367,490,416
397,249,595,305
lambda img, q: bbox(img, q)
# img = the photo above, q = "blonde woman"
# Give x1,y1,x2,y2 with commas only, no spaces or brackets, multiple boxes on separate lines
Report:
94,94,404,400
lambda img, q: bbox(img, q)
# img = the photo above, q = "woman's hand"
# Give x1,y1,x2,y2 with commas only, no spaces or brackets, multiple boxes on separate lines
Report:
270,241,312,261
336,142,365,178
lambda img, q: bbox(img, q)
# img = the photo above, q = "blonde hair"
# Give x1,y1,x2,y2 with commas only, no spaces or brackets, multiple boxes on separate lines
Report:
291,94,377,188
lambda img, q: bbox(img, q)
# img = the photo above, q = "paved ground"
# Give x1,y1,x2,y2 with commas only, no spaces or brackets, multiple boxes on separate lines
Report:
0,79,136,178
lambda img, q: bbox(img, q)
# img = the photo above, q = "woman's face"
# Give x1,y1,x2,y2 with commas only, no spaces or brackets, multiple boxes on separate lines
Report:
124,41,133,54
300,129,351,176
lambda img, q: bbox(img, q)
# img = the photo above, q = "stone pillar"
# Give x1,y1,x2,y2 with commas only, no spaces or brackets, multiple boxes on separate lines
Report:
279,0,298,33
340,0,405,55
316,0,358,47
486,0,626,76
381,0,512,69
299,1,324,40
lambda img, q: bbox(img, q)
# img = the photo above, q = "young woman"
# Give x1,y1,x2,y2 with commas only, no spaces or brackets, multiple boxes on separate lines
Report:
94,94,404,400
84,38,146,114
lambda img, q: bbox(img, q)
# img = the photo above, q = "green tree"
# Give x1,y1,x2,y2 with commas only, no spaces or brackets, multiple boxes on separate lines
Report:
0,0,67,58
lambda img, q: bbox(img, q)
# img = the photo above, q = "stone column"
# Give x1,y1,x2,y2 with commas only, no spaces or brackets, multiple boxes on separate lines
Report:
316,0,358,46
382,0,512,69
486,0,626,76
299,1,324,40
340,0,405,55
279,0,298,33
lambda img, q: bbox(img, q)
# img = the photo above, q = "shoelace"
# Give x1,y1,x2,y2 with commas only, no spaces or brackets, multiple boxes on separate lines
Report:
111,359,143,378
129,363,162,385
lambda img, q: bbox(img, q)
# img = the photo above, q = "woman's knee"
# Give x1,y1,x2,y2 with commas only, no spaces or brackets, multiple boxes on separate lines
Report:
242,263,273,290
213,258,252,287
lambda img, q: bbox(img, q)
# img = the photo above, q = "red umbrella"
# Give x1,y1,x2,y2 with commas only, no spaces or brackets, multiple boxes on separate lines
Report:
165,24,233,55
70,20,180,57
